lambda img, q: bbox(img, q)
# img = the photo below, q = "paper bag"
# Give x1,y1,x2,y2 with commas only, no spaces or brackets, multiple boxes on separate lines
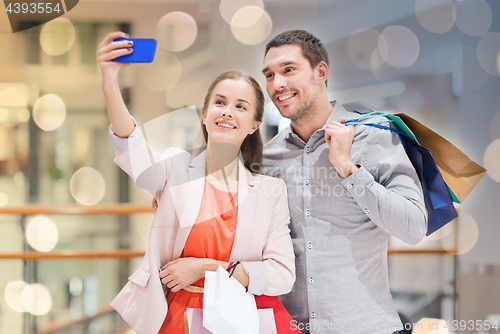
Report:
203,266,259,334
345,114,459,235
396,113,486,203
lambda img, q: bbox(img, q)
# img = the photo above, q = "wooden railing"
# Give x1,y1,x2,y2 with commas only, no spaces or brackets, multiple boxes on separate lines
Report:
1,204,457,334
0,204,154,215
0,204,457,259
0,248,454,260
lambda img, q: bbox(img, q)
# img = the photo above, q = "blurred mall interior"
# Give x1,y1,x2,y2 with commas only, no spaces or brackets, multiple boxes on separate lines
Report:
0,0,500,333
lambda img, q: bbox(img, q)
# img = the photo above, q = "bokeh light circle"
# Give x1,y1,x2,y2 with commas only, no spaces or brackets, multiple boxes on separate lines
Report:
0,108,8,122
5,281,33,312
348,28,381,70
29,284,52,316
441,215,479,255
477,32,500,76
70,167,106,206
0,88,28,107
0,192,9,207
230,7,272,45
156,12,197,52
484,139,500,183
33,94,66,131
378,26,419,68
455,0,492,37
40,18,76,56
26,215,59,252
426,220,455,240
219,0,264,24
0,108,20,127
415,0,456,34
140,50,182,92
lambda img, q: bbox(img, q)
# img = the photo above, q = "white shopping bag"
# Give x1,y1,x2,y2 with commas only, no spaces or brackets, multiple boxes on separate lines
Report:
203,266,259,334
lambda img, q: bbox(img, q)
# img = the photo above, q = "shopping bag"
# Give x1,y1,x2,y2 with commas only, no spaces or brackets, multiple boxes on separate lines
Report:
258,309,278,334
395,113,486,203
186,309,211,334
345,113,459,235
185,311,191,334
203,266,259,334
255,295,301,333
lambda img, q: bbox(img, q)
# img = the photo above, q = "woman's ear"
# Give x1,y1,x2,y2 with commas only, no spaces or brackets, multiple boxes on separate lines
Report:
202,109,207,125
248,121,261,135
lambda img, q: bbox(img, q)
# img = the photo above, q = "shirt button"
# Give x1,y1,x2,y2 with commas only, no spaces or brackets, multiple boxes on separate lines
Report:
347,183,353,189
305,179,309,185
311,312,315,318
306,210,310,217
309,278,314,284
305,147,311,153
308,243,312,249
365,208,370,214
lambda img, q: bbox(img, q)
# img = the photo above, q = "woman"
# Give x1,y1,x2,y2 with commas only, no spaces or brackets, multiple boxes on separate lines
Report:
97,31,295,334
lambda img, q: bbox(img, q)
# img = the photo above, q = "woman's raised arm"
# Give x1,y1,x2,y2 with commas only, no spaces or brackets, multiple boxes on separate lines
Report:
97,31,135,138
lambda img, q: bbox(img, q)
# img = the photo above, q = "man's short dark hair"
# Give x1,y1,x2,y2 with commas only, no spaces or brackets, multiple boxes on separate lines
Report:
264,30,329,86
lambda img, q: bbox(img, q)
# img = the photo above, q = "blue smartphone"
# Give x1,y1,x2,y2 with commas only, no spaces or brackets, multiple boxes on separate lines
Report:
112,37,157,63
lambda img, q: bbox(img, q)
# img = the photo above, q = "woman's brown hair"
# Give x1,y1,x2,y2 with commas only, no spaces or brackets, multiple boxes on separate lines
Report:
201,71,265,173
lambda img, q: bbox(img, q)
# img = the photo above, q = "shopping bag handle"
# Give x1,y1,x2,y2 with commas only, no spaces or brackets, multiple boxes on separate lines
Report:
227,261,240,278
344,120,412,146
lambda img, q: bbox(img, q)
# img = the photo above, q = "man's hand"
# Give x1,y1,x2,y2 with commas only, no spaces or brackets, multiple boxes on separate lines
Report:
324,117,358,178
159,258,207,293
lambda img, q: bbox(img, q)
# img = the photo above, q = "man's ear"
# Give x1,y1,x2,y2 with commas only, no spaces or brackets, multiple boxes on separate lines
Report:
317,61,328,85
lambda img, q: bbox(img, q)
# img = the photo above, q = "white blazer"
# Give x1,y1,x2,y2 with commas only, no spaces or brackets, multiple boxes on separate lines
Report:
108,125,296,334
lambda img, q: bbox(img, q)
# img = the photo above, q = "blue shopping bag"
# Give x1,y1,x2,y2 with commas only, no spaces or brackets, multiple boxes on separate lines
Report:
345,114,458,236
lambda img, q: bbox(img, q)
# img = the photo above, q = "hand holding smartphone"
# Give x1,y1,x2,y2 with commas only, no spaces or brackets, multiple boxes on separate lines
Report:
112,37,157,63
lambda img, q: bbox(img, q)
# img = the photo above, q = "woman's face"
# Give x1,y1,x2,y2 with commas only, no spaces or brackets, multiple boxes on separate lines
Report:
202,78,260,148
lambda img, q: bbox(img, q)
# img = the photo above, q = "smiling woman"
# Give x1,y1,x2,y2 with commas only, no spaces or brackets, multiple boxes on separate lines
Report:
200,71,265,174
96,31,295,334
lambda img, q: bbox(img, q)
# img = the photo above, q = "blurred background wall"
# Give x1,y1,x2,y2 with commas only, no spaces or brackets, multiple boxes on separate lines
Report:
0,0,499,333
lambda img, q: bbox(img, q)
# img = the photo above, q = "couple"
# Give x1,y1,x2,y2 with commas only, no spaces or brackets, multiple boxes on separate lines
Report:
98,30,427,334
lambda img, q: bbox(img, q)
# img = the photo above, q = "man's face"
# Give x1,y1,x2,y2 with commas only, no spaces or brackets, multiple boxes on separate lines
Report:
262,44,320,122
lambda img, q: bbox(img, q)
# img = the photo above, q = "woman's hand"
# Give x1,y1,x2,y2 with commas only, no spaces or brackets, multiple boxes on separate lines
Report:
96,31,133,84
160,258,208,293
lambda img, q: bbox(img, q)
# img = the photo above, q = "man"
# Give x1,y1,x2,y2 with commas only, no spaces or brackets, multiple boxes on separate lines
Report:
261,30,427,334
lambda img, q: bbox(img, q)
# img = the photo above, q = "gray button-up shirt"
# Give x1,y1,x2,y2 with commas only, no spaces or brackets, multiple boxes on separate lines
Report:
263,101,427,334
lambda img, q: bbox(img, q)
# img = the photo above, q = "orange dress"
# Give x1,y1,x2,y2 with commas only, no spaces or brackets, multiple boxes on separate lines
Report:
158,178,238,333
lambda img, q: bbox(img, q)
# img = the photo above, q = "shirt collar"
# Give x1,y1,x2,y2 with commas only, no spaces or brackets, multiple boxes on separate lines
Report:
320,100,348,131
283,100,347,142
